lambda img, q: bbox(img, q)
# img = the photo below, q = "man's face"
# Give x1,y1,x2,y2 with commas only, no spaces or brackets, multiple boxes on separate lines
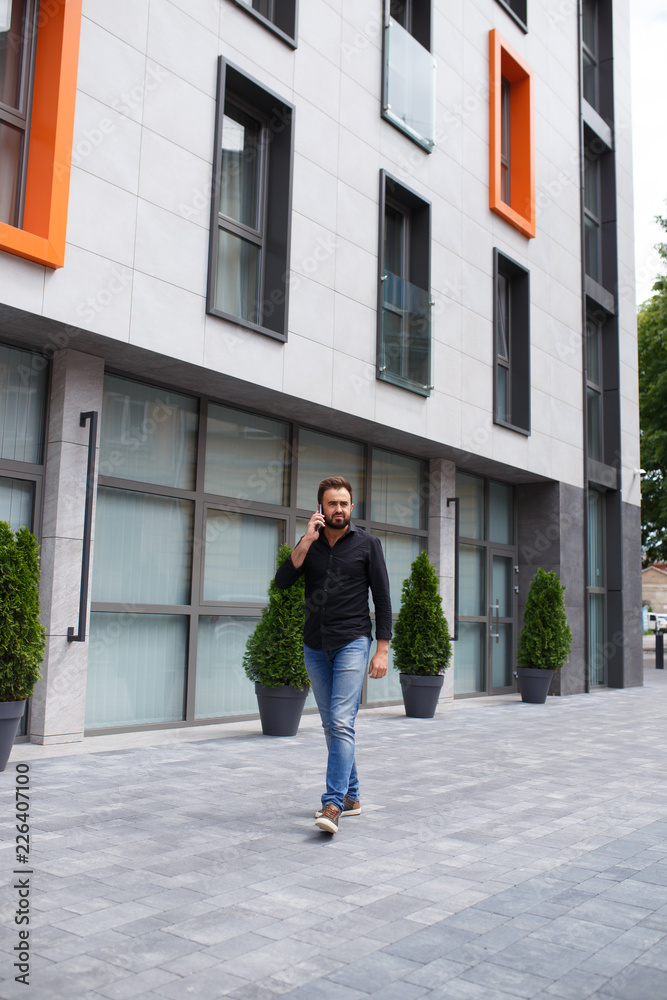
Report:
321,488,353,530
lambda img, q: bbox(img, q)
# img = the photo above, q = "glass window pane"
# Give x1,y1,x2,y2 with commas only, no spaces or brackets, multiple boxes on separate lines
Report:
0,344,48,463
370,529,423,614
586,320,601,386
0,0,27,109
384,205,404,275
583,50,597,108
0,475,33,530
203,510,284,602
296,428,365,518
584,217,600,282
496,364,509,422
589,593,605,685
215,228,261,323
491,555,513,617
86,613,187,727
100,375,198,490
459,544,485,617
489,482,514,545
587,387,603,462
196,615,259,719
364,639,403,705
205,403,289,505
584,157,599,216
582,0,597,53
371,448,425,529
588,489,605,587
385,17,435,149
491,623,513,688
0,122,22,226
220,106,261,230
454,622,485,694
456,473,484,539
381,272,431,390
92,487,193,605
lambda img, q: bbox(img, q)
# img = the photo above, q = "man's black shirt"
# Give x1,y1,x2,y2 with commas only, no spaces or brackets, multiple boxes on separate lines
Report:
274,522,392,650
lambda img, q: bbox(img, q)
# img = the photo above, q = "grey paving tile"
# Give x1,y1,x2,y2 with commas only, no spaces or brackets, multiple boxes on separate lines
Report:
565,897,652,930
383,923,477,963
545,968,609,999
529,915,622,952
597,961,667,999
460,960,552,997
489,938,588,980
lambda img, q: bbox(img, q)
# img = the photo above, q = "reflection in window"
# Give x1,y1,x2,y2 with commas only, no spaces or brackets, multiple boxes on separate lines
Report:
371,448,425,530
0,0,38,227
296,428,365,517
205,403,289,505
203,510,284,603
0,344,47,464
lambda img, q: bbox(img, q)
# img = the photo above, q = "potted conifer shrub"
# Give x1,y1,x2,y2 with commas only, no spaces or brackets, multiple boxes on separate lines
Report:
0,522,46,770
243,542,310,736
516,568,573,703
392,550,452,718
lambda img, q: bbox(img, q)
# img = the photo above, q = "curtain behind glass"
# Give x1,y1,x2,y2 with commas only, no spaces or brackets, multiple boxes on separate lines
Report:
371,448,425,529
454,622,485,694
196,616,259,719
370,529,423,614
587,489,605,588
203,510,283,602
489,482,514,545
0,476,33,531
297,429,365,517
86,613,187,727
588,593,605,686
364,639,402,705
99,375,198,489
205,403,289,505
0,345,47,463
457,473,484,539
92,487,193,605
219,107,260,229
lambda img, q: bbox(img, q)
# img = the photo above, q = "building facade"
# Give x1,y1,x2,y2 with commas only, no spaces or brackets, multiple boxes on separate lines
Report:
0,0,641,743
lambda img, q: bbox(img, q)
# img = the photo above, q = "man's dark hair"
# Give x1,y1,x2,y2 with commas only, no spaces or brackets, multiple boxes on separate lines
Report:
317,477,353,505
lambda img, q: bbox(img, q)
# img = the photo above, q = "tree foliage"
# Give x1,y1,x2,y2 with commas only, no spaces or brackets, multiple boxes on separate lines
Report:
0,522,46,702
392,550,452,676
516,568,572,671
638,214,667,564
243,543,309,690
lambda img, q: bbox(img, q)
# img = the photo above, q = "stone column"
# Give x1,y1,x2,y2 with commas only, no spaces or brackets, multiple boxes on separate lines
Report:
30,350,104,744
428,458,457,704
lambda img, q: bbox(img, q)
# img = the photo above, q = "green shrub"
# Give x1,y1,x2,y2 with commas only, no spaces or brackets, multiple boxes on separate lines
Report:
243,543,309,690
517,568,572,670
0,522,46,702
392,550,452,676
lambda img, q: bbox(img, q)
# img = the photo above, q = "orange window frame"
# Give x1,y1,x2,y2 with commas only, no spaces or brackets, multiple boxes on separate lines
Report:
0,0,83,268
489,29,535,239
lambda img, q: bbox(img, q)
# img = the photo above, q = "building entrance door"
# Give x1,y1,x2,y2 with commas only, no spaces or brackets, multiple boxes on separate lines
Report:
488,549,516,693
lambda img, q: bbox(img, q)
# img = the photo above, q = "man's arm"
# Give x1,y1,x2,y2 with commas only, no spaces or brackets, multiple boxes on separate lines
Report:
275,509,325,589
368,536,392,679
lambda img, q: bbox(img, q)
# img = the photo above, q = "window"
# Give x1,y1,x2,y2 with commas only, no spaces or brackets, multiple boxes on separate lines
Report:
494,0,527,32
0,0,82,268
377,171,432,395
88,372,429,730
583,150,601,283
0,0,38,227
382,0,436,151
493,249,530,434
489,30,535,239
587,487,606,685
586,316,603,462
230,0,297,47
207,58,293,341
582,0,598,109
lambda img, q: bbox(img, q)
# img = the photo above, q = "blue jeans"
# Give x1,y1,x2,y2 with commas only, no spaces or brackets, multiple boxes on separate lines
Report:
303,637,371,813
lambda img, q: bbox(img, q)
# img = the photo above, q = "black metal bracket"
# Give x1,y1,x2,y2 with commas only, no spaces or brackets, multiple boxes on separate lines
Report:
67,411,98,643
447,496,459,641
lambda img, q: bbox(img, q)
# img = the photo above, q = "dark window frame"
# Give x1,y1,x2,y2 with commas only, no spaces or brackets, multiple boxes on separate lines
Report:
0,0,39,228
493,249,530,435
377,170,432,397
228,0,298,47
494,0,528,33
207,57,294,343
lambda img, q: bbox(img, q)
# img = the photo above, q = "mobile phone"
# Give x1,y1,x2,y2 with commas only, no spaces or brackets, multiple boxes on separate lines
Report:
317,504,323,529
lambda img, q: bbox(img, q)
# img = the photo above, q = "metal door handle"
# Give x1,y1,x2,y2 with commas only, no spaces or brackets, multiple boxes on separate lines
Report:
489,601,499,641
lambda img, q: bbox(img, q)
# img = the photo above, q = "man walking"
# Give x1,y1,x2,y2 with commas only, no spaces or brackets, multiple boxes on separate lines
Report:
275,476,392,834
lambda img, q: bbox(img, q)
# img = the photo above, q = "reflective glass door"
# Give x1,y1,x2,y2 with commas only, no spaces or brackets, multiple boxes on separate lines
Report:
489,550,516,692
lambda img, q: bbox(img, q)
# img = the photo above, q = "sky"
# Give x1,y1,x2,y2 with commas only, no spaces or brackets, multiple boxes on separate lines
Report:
630,0,667,305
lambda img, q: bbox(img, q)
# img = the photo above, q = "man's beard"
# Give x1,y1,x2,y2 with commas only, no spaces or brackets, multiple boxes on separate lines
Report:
325,511,351,530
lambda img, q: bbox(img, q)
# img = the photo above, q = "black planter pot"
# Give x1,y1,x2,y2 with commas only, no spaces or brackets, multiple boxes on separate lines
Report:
254,683,308,736
516,667,554,704
0,700,26,772
399,673,444,718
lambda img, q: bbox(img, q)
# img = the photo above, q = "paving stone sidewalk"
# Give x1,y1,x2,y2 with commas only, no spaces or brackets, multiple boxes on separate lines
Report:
3,671,667,1000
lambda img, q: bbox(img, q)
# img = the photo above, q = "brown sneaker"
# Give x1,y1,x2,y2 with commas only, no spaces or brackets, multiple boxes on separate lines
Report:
315,796,361,818
314,804,340,833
